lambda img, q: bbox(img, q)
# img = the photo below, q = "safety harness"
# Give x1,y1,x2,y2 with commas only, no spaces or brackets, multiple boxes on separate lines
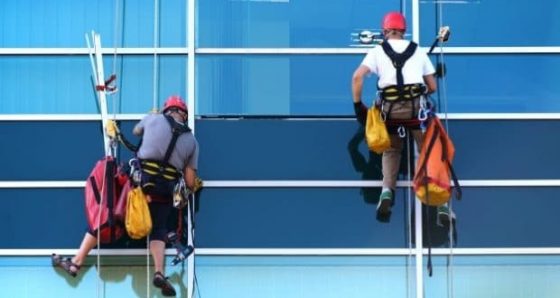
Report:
379,41,430,135
135,115,191,198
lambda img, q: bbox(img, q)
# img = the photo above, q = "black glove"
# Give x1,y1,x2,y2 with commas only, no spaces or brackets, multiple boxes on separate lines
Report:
354,101,367,126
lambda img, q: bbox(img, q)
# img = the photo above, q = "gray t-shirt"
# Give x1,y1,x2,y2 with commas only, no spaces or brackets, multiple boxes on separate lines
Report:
134,114,199,171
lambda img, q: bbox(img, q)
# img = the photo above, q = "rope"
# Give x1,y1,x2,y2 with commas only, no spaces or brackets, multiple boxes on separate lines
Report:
146,1,160,296
435,3,455,297
147,236,151,298
152,0,160,111
406,133,414,298
96,159,107,298
111,0,122,122
96,2,123,297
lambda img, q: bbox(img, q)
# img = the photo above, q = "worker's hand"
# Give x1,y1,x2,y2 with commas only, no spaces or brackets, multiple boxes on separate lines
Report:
438,26,450,42
193,177,203,192
106,119,119,139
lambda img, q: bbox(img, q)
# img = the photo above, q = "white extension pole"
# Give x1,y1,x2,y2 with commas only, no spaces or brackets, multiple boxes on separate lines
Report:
92,32,112,157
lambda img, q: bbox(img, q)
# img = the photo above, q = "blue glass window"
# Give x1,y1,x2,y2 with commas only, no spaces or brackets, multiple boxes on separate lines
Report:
197,53,560,115
435,54,560,112
197,119,560,180
0,55,186,114
0,0,186,47
426,256,560,297
198,0,402,48
420,1,560,46
196,188,409,248
196,54,377,116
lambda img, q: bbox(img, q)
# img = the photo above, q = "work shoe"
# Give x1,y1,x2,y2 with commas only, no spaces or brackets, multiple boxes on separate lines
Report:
377,190,393,216
153,271,176,297
437,204,455,226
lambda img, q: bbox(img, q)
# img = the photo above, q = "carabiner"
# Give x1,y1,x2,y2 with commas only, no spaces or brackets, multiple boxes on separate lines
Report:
398,125,406,138
380,102,387,122
418,108,428,121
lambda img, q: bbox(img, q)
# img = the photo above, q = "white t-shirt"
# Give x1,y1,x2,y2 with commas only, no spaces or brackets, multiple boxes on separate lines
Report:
361,39,435,89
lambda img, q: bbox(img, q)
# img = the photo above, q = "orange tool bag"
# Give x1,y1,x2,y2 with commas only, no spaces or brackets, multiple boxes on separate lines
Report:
413,116,461,206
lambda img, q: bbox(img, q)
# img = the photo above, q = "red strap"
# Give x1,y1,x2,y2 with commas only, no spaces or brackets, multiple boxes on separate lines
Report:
385,118,421,127
96,74,117,92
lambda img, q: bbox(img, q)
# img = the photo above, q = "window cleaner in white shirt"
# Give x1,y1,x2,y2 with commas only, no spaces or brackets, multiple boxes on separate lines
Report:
351,12,450,222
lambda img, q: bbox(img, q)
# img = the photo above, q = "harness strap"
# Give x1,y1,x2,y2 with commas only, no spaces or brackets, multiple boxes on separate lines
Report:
385,119,421,135
380,84,425,102
379,41,420,122
162,115,191,166
385,118,422,128
381,41,418,90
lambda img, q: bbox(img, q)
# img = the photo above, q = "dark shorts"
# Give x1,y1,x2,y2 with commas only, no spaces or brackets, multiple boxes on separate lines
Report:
149,200,177,241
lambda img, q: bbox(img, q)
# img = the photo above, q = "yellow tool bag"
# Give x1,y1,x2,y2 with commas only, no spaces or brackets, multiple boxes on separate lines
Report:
125,187,153,239
365,106,391,154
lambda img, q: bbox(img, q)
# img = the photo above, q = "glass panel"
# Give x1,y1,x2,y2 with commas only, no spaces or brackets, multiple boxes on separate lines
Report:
4,187,560,249
0,0,186,47
450,120,560,180
0,188,87,248
197,0,402,48
1,187,412,248
0,121,139,180
0,256,415,298
0,55,186,114
420,1,560,46
433,54,560,112
197,119,560,180
4,119,558,181
196,188,411,248
196,55,378,116
425,255,560,298
197,118,389,180
425,187,560,248
0,256,190,297
197,54,560,115
196,256,416,298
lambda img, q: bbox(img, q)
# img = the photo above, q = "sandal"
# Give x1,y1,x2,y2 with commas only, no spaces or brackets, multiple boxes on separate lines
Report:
52,254,80,278
153,271,176,297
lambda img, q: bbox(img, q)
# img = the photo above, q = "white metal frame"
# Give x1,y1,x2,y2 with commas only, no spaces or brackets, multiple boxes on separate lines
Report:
2,179,560,189
4,46,560,55
3,247,560,256
2,113,560,121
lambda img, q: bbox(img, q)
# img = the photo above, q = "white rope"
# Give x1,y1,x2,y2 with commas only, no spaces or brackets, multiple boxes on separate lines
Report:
96,161,107,298
112,0,120,80
146,1,160,296
147,236,151,298
111,0,122,120
435,3,455,298
152,0,160,111
406,134,414,298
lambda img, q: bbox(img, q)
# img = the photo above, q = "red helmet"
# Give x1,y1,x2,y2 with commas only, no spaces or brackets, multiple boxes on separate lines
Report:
382,11,406,31
163,95,187,113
